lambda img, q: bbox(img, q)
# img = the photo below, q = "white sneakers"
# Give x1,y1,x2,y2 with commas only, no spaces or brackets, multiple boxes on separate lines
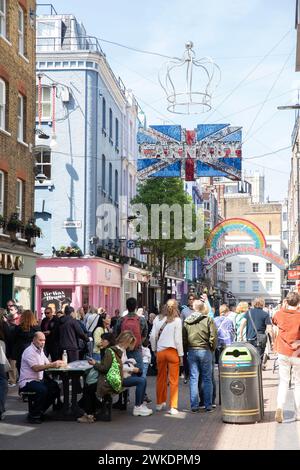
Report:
156,402,167,411
133,404,153,417
168,408,179,415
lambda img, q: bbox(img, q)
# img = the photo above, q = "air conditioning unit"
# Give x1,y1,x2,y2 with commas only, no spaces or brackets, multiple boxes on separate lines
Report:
61,86,70,103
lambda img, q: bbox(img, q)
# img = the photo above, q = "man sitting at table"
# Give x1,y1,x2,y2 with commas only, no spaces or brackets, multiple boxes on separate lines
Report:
19,331,66,424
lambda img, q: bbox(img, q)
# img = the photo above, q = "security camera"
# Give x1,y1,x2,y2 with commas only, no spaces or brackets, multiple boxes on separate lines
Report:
36,173,47,184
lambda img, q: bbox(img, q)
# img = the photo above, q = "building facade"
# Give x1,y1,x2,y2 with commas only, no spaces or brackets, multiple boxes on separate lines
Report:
34,10,147,314
0,0,37,309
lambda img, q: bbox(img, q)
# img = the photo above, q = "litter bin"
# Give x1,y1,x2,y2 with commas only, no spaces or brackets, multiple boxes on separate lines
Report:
219,342,264,423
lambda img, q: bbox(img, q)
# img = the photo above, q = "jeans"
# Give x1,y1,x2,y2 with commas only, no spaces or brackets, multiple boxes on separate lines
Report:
0,364,8,415
123,375,146,407
188,349,213,410
199,351,216,405
19,378,60,419
142,363,149,379
277,354,300,415
127,349,143,376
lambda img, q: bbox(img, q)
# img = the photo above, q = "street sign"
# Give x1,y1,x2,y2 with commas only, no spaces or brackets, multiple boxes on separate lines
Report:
287,270,300,280
126,240,136,250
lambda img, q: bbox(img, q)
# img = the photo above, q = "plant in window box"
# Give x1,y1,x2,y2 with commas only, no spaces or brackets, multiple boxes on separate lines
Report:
0,215,6,229
7,213,24,233
24,219,42,238
69,246,83,257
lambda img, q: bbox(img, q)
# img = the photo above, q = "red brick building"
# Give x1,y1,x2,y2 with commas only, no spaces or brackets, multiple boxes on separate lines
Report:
0,0,37,309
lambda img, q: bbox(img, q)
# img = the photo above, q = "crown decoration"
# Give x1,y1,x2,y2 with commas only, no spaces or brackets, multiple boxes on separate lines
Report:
159,41,221,115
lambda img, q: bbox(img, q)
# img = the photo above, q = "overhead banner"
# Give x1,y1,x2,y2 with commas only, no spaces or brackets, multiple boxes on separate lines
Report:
205,246,286,270
137,124,242,181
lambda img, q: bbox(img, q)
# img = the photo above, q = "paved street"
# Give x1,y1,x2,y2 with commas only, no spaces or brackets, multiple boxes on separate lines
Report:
1,357,299,451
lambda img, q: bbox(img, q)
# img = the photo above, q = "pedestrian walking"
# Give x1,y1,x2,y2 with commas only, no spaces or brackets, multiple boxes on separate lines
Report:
272,292,300,423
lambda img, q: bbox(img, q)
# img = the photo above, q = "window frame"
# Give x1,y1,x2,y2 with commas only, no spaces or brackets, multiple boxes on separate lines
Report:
109,162,112,198
109,108,113,142
115,117,119,149
17,93,24,142
0,0,6,38
114,169,118,203
266,281,273,292
18,5,24,56
0,77,5,130
101,154,106,192
0,169,4,216
266,263,272,273
225,262,232,272
35,146,51,180
252,262,259,273
239,262,246,273
36,86,52,121
252,280,259,293
102,97,106,131
16,178,23,220
239,280,246,293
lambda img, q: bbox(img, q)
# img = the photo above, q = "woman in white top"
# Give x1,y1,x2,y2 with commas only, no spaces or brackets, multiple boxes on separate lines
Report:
150,299,183,415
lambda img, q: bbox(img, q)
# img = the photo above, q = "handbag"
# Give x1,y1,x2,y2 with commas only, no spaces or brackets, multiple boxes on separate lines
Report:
248,310,266,347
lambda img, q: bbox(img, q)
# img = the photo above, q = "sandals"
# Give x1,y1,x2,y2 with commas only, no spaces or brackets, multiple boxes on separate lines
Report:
77,413,95,423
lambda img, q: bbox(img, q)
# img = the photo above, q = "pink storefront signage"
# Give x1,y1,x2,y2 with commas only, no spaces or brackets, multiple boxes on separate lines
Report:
36,258,121,316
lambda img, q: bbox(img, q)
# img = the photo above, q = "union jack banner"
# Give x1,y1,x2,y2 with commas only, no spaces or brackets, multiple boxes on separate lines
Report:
137,124,242,181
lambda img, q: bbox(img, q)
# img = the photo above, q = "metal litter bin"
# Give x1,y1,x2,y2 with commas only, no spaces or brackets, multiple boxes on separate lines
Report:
219,342,264,423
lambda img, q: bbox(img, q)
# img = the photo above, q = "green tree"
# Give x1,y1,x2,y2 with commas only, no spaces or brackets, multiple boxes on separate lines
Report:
131,178,206,304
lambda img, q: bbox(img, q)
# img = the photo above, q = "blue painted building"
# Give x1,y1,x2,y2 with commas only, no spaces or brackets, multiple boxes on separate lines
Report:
34,11,148,313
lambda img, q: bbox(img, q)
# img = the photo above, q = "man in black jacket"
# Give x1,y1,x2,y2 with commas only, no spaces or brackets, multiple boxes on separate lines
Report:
58,306,88,362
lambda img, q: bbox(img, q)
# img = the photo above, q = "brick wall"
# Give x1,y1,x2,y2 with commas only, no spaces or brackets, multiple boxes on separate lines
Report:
0,0,36,225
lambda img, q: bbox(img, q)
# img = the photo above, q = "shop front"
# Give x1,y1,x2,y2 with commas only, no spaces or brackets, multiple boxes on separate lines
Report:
0,247,37,310
36,257,121,317
122,265,150,308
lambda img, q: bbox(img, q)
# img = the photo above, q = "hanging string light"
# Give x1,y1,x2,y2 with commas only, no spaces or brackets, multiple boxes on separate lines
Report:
159,41,221,115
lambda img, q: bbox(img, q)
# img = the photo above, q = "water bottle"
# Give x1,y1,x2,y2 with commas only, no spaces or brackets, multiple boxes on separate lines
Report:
62,349,68,364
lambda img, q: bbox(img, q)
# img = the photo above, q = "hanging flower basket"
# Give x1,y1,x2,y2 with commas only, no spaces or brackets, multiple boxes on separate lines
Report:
24,219,42,238
7,213,24,233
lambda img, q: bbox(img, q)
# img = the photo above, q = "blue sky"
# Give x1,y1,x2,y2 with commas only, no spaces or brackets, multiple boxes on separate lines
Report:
45,0,298,200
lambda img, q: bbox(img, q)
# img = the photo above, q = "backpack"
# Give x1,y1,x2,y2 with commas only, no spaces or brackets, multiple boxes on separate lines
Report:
121,315,142,348
106,348,122,393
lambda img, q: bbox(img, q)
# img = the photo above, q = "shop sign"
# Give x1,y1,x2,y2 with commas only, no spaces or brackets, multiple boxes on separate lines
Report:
41,288,72,312
287,270,300,280
63,220,82,228
0,253,24,270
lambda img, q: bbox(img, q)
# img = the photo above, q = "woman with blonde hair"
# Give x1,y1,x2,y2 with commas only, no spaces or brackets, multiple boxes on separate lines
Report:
150,299,183,415
235,302,249,341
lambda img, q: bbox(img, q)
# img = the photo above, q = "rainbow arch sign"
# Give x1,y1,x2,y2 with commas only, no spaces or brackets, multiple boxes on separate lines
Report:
207,218,267,250
205,218,286,270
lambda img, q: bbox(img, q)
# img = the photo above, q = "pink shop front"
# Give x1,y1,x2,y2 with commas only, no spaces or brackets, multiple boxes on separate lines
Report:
36,257,121,317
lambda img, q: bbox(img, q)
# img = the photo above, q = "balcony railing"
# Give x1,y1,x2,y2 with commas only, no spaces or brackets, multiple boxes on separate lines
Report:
36,35,105,55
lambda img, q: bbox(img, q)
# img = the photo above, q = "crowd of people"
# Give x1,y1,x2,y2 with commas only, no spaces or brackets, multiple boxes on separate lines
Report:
0,291,299,425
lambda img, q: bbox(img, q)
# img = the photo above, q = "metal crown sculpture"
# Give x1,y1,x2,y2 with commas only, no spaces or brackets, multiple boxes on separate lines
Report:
159,41,221,115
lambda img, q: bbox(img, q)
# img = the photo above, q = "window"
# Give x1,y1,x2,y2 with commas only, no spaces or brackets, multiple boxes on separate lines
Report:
283,212,287,222
36,86,51,121
18,6,24,55
282,231,287,240
226,262,232,272
101,155,106,191
252,281,259,292
266,281,273,292
239,280,246,292
252,263,259,273
266,263,272,273
17,94,24,141
35,147,51,180
0,78,5,130
227,281,232,290
204,201,210,210
0,0,6,38
0,170,4,216
114,169,118,203
16,179,23,220
239,262,246,273
109,108,113,141
109,163,112,198
102,97,106,130
115,117,119,148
